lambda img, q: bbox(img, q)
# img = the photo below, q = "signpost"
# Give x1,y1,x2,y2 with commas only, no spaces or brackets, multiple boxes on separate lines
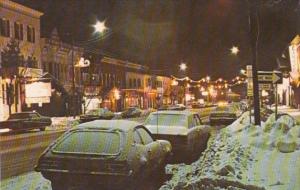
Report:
257,71,283,119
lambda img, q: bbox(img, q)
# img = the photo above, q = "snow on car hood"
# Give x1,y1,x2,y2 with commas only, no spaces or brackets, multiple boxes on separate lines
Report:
145,125,188,136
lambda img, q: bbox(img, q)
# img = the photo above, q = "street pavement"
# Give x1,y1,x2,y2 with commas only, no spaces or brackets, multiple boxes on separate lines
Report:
0,107,217,190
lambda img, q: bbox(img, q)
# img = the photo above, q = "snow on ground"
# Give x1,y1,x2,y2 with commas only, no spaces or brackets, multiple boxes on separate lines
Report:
49,116,79,130
161,110,300,190
0,172,51,190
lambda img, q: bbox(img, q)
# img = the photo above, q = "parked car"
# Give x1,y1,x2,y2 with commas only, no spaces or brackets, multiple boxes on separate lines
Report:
79,108,115,123
0,111,51,131
35,120,172,190
144,111,209,161
209,106,239,126
121,107,142,118
158,104,186,111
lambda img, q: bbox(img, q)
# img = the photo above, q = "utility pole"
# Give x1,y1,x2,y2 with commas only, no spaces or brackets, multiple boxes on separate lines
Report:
248,0,261,125
71,35,76,119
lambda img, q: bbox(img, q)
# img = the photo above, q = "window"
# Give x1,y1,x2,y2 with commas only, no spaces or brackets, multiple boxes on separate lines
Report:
133,79,137,88
137,79,141,88
133,131,143,144
145,113,187,127
137,128,153,145
53,131,121,155
0,18,10,37
129,78,132,88
14,22,23,40
27,25,35,43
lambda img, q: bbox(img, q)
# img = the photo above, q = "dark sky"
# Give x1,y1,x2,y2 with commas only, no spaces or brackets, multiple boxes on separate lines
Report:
14,0,300,79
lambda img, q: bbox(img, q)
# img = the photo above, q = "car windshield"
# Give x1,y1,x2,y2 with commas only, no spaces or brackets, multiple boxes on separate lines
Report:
9,113,34,119
145,114,187,126
53,130,121,155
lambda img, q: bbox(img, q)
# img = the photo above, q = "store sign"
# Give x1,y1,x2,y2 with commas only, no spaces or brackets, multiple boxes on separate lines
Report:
288,39,300,86
25,82,51,104
18,67,43,78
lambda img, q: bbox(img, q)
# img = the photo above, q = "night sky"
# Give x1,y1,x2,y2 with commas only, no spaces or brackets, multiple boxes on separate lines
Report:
14,0,300,79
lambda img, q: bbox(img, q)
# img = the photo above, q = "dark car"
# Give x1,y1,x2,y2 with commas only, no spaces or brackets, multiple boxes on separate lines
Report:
79,108,115,123
35,120,172,190
121,107,142,118
0,111,52,131
209,106,238,126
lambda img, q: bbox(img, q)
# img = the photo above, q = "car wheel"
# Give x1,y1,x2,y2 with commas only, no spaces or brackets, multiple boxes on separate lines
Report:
40,127,46,131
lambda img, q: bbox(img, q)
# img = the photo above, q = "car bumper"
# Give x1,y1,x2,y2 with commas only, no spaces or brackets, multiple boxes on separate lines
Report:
209,117,236,125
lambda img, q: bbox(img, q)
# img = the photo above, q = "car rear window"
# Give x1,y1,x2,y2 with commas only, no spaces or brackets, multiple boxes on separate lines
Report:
53,130,121,155
145,114,187,126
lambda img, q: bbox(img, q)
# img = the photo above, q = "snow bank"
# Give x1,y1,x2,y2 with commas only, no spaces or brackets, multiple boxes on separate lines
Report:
161,112,300,190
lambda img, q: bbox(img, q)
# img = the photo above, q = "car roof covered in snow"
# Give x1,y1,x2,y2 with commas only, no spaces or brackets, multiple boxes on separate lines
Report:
75,120,141,132
149,110,197,116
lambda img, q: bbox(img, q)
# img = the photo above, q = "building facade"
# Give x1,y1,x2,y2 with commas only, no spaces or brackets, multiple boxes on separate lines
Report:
288,35,300,108
0,0,43,120
40,29,84,115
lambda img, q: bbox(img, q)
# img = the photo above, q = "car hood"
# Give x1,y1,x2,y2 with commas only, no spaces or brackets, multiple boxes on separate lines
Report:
145,125,188,136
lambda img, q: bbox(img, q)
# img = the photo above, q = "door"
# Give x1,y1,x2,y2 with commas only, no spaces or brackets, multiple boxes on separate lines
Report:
137,127,161,169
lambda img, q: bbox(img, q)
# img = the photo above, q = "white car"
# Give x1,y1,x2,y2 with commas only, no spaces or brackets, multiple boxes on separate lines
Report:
144,111,210,161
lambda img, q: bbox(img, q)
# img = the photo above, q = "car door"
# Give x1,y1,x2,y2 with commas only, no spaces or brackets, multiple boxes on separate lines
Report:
188,114,203,151
29,113,41,129
137,127,161,170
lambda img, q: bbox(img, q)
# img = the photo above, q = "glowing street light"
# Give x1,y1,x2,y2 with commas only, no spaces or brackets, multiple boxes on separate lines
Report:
94,20,107,33
230,46,239,55
206,76,210,82
179,63,187,71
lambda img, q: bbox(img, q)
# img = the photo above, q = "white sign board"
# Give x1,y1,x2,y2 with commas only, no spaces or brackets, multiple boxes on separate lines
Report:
25,82,51,104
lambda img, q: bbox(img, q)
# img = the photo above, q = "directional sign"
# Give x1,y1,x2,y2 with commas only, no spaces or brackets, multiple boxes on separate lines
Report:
272,72,283,84
258,71,283,84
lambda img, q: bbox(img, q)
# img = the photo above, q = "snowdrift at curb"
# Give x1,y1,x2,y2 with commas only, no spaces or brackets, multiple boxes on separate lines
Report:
161,112,300,190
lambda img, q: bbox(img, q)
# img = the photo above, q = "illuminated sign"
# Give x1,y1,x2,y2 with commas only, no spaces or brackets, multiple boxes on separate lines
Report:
25,82,51,104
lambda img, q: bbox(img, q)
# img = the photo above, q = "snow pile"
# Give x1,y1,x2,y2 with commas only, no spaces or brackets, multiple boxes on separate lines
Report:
161,113,300,190
50,117,79,130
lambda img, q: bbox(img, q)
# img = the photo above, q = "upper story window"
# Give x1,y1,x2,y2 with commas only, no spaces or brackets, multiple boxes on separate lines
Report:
27,25,35,43
0,18,10,37
137,79,141,88
129,78,132,88
14,22,23,40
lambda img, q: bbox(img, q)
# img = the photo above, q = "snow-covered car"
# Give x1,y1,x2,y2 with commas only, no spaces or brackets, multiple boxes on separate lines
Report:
144,111,210,160
35,120,172,190
79,108,114,123
0,111,51,131
209,106,239,126
121,107,142,118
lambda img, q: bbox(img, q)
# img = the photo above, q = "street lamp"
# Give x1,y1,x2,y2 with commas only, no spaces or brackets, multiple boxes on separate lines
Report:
206,76,210,82
179,63,187,71
230,46,239,55
93,20,107,33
